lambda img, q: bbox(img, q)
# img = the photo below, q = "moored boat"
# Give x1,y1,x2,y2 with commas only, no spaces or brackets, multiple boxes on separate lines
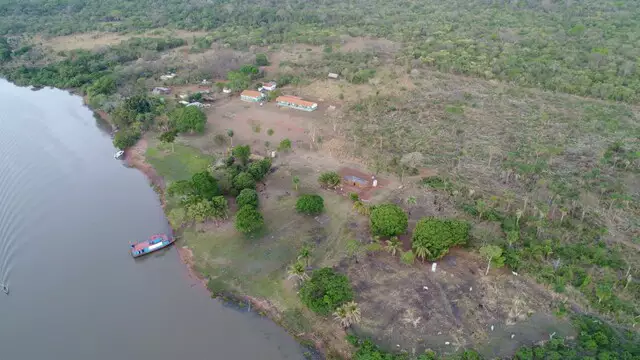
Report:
131,234,174,258
114,150,125,159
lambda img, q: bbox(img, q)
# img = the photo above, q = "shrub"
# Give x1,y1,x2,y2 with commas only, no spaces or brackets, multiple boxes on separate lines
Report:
233,172,255,191
236,188,259,209
349,192,359,202
296,194,325,215
318,171,341,188
232,145,251,165
255,53,269,66
169,106,206,133
299,267,353,315
248,158,272,181
369,204,408,237
112,127,141,149
234,206,264,234
412,218,469,261
278,138,292,151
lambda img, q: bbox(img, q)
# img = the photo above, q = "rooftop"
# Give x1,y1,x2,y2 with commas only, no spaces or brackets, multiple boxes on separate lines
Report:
276,95,317,108
241,90,263,98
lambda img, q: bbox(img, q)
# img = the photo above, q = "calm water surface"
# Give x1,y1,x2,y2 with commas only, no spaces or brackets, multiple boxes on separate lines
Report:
0,79,306,360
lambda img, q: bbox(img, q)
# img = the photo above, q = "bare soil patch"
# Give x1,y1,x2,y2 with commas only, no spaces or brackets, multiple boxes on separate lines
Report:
339,249,572,358
37,30,208,52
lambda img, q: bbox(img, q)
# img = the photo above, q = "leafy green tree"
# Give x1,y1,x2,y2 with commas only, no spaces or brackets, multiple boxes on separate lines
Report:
190,171,220,200
112,127,141,149
227,70,250,91
233,172,255,191
255,53,269,66
232,145,251,165
479,245,505,275
167,207,187,228
210,195,229,220
318,171,341,188
158,129,178,152
170,106,206,133
299,267,354,315
412,218,469,261
87,75,116,97
186,199,214,222
248,159,271,181
236,188,259,209
234,206,264,234
278,138,292,152
370,204,408,237
296,194,325,215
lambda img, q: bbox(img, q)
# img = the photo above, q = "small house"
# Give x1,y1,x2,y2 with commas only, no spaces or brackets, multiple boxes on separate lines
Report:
276,95,318,112
152,87,171,95
222,88,232,94
328,73,339,79
261,81,277,91
240,90,265,102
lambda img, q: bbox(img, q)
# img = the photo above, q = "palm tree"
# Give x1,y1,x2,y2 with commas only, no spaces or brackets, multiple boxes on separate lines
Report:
227,129,234,147
333,301,361,328
297,245,311,267
413,243,431,262
286,261,309,283
385,236,401,256
292,176,300,191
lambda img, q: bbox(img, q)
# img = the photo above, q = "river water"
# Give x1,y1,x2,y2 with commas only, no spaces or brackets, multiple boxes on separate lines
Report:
0,79,306,359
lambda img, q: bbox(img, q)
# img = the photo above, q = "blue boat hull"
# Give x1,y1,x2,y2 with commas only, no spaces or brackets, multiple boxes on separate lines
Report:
131,234,174,257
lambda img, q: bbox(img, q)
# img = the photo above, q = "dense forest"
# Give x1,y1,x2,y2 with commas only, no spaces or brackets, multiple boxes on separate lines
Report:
1,0,640,102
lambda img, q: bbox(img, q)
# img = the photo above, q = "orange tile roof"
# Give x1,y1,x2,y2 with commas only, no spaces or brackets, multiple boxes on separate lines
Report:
276,95,317,108
241,90,263,98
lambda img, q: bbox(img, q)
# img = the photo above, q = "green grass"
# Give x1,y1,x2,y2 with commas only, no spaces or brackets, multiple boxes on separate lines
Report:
145,140,214,183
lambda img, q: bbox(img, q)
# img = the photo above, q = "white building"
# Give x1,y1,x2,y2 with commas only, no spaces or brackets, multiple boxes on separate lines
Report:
260,81,277,91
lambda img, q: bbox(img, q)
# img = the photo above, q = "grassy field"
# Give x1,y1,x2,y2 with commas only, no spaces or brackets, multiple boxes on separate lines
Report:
144,139,214,183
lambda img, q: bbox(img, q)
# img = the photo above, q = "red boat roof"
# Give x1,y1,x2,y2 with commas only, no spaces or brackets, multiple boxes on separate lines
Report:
132,234,169,251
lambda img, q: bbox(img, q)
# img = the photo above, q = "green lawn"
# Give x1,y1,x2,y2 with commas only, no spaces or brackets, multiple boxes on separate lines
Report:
145,139,214,183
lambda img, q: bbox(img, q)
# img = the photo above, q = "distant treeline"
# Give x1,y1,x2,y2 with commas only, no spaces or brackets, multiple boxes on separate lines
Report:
1,0,640,102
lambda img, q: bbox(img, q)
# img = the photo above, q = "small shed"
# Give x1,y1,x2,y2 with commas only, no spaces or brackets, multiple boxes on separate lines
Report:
344,175,369,187
328,73,339,79
240,90,266,102
222,88,232,94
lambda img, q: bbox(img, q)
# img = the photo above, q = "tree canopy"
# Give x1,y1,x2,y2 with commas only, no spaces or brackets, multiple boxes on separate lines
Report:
295,194,324,215
411,218,469,261
299,267,354,316
236,188,259,209
234,205,264,234
170,106,206,134
369,204,408,237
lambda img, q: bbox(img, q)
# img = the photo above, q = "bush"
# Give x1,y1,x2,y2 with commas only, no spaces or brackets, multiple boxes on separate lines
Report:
248,158,272,181
112,127,141,149
255,53,269,66
232,145,251,165
412,218,469,261
318,171,341,188
233,172,255,191
369,204,408,237
296,194,325,215
169,106,206,133
236,188,259,209
234,206,264,234
299,267,353,315
278,138,292,151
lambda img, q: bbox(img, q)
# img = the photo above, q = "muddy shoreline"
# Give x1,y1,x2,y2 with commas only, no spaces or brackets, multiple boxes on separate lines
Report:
90,107,330,359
